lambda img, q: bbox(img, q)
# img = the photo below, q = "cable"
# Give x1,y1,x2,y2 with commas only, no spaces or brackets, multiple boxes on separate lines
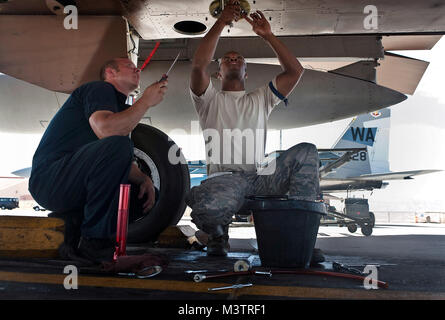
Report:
140,41,161,71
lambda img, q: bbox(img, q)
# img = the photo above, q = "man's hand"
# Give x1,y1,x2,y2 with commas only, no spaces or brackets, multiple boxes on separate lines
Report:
217,0,241,25
138,176,156,214
140,80,168,108
244,10,272,38
246,9,303,100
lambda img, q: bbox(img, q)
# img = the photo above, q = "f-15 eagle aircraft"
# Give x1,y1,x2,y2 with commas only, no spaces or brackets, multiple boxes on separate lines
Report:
319,108,441,192
0,0,443,241
189,107,440,191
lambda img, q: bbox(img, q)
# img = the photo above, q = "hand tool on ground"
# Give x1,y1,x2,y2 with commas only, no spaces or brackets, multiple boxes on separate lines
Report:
234,260,249,272
192,267,388,288
185,269,229,274
344,263,397,268
270,269,388,289
208,283,253,291
233,255,256,272
333,262,365,276
117,265,163,279
194,270,272,282
159,51,181,82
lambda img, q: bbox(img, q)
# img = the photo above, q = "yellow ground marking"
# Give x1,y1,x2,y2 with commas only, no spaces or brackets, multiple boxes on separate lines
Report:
0,271,444,299
0,216,64,229
0,216,64,258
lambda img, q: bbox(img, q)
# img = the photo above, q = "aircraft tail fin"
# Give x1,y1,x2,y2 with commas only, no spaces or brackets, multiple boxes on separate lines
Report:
324,108,391,179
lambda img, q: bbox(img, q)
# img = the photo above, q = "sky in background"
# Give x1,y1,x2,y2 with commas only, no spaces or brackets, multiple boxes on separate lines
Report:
1,37,444,212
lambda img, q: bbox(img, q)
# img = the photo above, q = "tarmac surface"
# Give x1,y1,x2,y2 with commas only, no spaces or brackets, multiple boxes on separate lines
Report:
0,216,444,301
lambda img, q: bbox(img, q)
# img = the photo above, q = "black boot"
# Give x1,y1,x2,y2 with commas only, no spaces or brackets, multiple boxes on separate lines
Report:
49,210,97,264
77,237,115,264
310,248,325,265
48,210,82,250
206,225,230,256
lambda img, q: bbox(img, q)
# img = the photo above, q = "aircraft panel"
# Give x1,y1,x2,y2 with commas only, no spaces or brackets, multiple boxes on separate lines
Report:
139,61,406,133
0,60,406,134
0,15,127,93
121,0,445,40
0,0,123,15
0,75,67,133
382,35,442,51
138,36,385,63
377,53,430,95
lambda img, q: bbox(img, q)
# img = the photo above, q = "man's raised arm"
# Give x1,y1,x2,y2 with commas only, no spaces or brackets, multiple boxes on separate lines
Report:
245,10,304,98
190,0,241,96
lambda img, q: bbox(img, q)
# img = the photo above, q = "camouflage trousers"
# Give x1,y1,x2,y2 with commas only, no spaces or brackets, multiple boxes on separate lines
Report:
185,143,320,236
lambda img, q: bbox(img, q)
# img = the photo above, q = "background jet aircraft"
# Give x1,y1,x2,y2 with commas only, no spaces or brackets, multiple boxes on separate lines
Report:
319,108,440,192
0,0,443,241
188,108,440,189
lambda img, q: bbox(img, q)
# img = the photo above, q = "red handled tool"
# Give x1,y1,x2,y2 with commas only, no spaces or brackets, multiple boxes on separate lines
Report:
114,184,131,261
192,268,388,289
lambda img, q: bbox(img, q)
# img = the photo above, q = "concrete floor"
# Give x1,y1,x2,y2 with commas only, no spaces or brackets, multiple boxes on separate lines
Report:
0,219,444,301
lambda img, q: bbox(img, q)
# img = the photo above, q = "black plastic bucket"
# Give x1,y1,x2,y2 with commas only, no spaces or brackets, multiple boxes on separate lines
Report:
247,195,326,268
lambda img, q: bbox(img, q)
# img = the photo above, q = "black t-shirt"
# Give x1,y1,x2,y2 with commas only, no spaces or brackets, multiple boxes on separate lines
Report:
32,81,130,171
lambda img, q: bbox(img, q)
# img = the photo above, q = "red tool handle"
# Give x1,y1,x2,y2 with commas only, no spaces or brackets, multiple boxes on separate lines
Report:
197,268,388,289
114,184,131,261
271,269,389,289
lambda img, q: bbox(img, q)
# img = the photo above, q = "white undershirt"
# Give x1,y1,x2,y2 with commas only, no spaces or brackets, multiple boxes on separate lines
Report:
190,78,281,175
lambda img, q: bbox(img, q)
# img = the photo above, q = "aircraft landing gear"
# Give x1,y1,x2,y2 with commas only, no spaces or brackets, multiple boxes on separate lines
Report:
128,124,190,243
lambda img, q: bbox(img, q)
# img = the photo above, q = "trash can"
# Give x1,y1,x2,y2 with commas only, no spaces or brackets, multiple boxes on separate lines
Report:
246,195,326,268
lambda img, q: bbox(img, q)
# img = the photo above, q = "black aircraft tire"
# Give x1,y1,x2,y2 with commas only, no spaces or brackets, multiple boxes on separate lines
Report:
127,124,190,243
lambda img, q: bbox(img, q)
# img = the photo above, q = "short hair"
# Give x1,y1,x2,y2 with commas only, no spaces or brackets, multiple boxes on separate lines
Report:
99,58,123,81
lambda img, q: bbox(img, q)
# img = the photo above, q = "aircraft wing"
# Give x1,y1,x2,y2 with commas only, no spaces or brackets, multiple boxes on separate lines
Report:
122,0,445,39
0,1,442,134
10,167,32,178
320,169,441,192
321,178,384,192
350,169,442,181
